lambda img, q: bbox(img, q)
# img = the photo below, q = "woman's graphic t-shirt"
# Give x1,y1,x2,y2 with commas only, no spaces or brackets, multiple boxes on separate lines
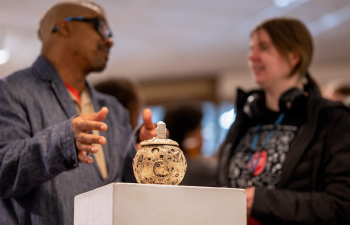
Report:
228,108,306,189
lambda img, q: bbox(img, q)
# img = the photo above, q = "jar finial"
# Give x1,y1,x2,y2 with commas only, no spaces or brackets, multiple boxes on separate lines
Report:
156,121,167,139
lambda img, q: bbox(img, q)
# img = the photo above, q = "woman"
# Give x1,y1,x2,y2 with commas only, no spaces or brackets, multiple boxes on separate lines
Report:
217,18,350,224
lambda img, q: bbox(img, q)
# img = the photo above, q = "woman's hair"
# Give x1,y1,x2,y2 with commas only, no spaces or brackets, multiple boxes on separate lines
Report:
252,17,313,79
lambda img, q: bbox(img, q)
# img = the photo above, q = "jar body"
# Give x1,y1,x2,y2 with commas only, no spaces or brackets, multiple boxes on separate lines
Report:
133,144,187,185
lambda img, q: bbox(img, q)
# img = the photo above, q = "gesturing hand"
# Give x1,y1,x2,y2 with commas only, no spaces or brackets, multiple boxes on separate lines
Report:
72,107,108,164
138,108,156,148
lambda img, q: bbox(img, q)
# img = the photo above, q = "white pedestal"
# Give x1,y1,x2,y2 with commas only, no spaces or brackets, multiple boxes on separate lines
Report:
74,183,246,225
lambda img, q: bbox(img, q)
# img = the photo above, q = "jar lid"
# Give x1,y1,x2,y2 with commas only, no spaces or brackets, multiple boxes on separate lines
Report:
140,138,179,146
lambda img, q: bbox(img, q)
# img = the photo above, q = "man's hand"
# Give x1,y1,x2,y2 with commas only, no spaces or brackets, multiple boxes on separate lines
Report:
138,108,156,149
246,186,255,217
72,107,108,164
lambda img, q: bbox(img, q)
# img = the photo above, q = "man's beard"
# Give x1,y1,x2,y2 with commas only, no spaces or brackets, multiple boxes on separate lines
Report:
94,43,109,71
93,58,107,72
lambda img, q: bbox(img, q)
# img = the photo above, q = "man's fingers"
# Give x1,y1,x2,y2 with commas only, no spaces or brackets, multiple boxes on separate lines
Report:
139,108,157,142
75,133,106,145
76,121,108,132
80,107,109,122
76,143,99,154
78,150,94,164
142,108,155,130
72,107,108,165
93,107,109,122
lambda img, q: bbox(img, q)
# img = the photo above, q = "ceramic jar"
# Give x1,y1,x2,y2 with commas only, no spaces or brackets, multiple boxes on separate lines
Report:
133,122,187,185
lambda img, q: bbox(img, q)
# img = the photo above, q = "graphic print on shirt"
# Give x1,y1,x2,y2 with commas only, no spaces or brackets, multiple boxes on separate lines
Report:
228,124,297,189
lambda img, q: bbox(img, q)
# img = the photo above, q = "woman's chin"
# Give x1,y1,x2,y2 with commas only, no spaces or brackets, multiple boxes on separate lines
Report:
253,77,266,88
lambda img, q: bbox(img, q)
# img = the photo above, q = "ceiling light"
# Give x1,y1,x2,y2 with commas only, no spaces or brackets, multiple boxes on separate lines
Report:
273,0,291,7
322,13,340,28
307,4,350,36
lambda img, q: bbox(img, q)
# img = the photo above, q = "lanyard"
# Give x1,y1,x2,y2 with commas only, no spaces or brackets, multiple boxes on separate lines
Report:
248,112,285,175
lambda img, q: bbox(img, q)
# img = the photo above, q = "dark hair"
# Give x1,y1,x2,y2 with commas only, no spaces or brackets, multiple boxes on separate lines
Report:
335,86,350,96
95,78,142,129
163,101,203,150
252,17,313,80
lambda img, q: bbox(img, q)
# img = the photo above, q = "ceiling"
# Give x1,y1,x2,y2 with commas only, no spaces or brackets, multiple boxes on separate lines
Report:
0,0,349,82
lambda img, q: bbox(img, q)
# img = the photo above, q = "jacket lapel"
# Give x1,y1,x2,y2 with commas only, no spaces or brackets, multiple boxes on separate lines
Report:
277,87,323,188
50,79,78,118
33,56,77,118
218,88,250,186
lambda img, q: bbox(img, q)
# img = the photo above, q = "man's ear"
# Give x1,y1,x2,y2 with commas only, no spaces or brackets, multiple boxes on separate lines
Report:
37,29,42,41
56,20,70,36
288,51,301,68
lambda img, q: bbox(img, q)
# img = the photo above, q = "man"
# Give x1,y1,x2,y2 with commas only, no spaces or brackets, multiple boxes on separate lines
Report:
0,1,155,224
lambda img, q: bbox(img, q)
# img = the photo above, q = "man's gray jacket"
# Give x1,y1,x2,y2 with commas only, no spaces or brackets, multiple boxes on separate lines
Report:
0,56,136,225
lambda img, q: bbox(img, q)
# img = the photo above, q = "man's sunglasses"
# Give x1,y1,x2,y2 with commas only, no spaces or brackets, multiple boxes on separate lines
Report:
52,16,113,40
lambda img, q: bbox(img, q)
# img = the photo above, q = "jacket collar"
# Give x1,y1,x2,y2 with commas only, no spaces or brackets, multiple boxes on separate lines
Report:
32,56,76,117
31,55,106,118
31,55,105,101
32,55,61,82
278,80,323,187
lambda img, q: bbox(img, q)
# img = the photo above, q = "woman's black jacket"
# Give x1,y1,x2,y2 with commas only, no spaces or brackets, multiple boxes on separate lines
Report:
217,82,350,224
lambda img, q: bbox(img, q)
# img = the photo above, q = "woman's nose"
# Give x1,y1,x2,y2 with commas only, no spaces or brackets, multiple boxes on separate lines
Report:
248,50,259,62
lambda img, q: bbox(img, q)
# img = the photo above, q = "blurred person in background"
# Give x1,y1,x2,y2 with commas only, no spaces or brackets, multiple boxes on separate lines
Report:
217,18,350,224
0,1,155,224
95,78,144,129
323,80,350,108
164,101,217,187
